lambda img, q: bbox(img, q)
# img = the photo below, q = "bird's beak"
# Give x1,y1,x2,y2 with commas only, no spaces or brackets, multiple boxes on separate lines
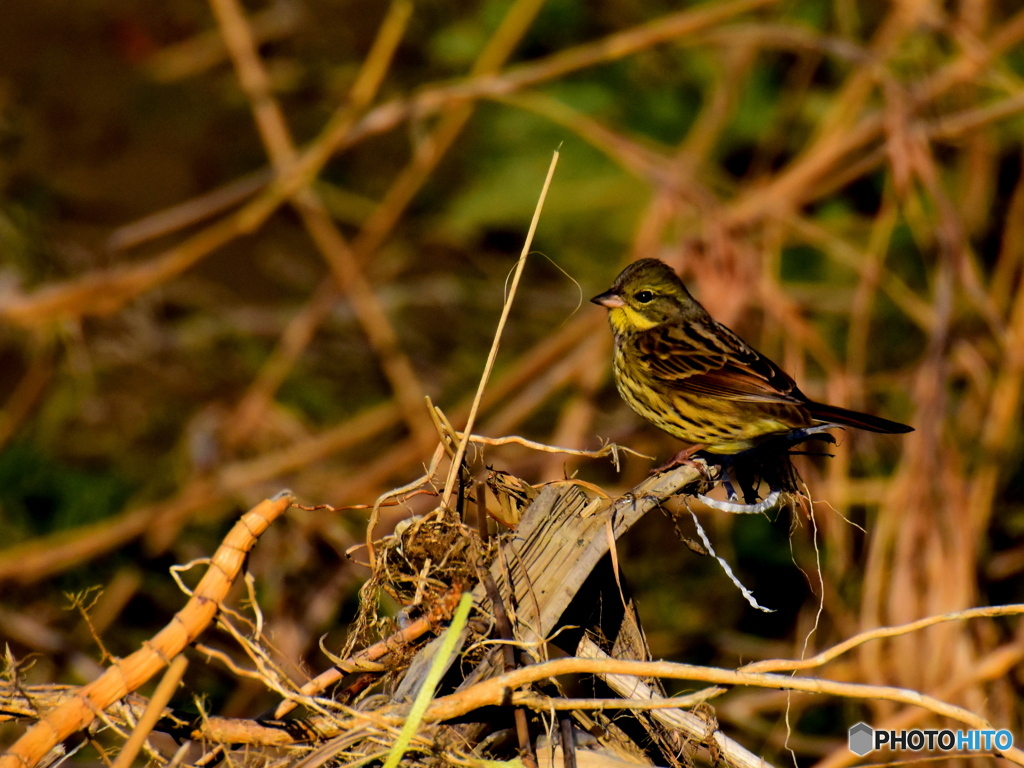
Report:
590,290,625,308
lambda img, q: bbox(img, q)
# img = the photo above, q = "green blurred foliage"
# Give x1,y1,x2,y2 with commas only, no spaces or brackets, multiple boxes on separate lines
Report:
0,442,133,540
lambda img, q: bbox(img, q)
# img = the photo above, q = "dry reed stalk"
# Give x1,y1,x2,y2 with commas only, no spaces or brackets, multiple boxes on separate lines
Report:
105,168,272,252
220,0,556,458
142,0,302,83
108,655,188,768
271,585,464,719
0,0,774,328
222,280,344,448
0,341,54,452
420,658,1024,765
439,149,559,509
812,643,1024,768
209,0,437,454
351,0,552,260
740,604,1024,674
0,493,293,768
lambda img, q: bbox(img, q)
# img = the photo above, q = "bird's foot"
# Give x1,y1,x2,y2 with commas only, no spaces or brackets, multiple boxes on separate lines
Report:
690,426,834,513
700,456,755,506
689,449,775,510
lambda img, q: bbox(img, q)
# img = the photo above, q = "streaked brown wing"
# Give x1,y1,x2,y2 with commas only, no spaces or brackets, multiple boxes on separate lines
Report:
635,322,806,405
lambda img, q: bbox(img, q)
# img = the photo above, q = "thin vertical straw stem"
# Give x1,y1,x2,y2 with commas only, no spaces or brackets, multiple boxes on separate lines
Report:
439,150,561,509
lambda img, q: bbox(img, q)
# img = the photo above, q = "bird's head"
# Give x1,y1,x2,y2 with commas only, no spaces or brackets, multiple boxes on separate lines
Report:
590,258,700,335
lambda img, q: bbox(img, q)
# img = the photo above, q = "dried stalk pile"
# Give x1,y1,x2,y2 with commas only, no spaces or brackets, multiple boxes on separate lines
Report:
0,462,726,768
3,456,1022,768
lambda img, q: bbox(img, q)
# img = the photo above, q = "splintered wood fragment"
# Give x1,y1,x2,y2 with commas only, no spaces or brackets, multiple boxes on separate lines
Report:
493,463,703,646
462,462,704,688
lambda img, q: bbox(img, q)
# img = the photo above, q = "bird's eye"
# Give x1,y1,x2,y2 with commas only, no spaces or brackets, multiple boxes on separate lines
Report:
634,290,654,303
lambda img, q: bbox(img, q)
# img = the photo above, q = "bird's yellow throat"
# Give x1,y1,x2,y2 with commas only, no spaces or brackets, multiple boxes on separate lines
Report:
607,305,661,335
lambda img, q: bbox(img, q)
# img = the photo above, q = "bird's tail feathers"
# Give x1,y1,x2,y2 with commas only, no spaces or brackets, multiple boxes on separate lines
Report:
807,402,913,434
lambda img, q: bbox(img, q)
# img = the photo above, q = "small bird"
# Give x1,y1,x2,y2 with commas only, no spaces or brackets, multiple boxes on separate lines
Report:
591,258,913,459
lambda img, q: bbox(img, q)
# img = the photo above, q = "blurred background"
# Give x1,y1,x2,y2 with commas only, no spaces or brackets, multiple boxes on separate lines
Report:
2,0,1024,763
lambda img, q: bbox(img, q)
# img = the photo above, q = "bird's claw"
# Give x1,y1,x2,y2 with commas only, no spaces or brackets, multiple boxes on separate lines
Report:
650,444,708,475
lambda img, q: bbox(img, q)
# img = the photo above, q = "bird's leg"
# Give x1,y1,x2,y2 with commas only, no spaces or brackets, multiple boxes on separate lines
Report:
713,456,740,501
652,444,708,475
721,473,739,502
663,443,706,468
732,460,762,504
694,447,781,513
